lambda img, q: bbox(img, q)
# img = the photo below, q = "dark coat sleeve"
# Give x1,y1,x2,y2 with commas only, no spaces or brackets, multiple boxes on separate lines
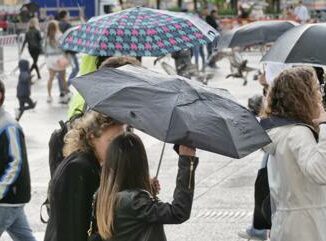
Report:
54,162,92,241
131,155,199,224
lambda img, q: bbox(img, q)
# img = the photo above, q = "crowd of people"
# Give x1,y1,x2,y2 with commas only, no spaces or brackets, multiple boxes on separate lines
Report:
1,3,326,241
15,10,80,120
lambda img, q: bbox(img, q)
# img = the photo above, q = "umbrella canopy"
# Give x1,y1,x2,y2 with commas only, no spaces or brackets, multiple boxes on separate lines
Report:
72,65,270,158
262,23,326,66
218,20,297,49
60,7,218,57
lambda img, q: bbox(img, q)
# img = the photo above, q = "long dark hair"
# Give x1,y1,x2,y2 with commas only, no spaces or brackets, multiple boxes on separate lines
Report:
96,132,151,239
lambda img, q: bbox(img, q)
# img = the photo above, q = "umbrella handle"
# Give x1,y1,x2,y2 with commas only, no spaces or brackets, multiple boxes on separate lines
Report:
155,142,166,178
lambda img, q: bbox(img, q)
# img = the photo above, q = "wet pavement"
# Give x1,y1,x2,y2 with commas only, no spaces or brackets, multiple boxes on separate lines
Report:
1,46,266,241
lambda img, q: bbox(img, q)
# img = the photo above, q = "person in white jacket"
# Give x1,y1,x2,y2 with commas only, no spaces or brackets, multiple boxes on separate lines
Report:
262,66,326,241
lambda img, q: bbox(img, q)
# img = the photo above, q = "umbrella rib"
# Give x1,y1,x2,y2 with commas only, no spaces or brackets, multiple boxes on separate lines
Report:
203,97,242,158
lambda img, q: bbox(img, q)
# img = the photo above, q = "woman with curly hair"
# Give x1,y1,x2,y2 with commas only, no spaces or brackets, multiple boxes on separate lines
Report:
261,67,326,241
44,111,125,241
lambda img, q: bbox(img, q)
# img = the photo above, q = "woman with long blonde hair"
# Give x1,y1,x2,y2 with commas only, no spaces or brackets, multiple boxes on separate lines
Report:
44,20,68,103
94,132,198,241
21,17,42,79
261,67,326,241
44,111,125,241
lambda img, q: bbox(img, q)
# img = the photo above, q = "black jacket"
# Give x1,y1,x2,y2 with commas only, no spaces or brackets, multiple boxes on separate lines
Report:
59,20,72,34
22,27,42,52
105,155,198,241
205,15,218,30
44,151,101,241
0,107,31,204
17,59,32,97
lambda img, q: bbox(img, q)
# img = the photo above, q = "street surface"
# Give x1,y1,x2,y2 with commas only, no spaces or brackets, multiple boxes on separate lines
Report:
1,46,265,241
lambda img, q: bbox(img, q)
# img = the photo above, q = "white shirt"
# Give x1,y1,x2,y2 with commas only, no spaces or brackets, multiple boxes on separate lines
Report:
294,5,310,23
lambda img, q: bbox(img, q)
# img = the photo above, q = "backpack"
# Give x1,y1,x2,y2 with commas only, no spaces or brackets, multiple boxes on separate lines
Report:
40,111,84,223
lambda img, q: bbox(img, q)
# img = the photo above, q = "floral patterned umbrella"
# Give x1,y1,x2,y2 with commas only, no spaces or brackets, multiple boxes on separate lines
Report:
60,7,219,56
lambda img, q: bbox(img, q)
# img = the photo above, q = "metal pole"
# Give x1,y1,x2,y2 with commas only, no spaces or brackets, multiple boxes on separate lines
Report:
157,0,161,9
155,142,166,178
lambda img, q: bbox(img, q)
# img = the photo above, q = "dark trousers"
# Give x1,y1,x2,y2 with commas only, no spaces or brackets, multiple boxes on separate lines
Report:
17,96,35,121
29,48,41,79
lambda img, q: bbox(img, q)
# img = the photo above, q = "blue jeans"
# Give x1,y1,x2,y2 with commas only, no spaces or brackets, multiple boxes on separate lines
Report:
68,53,79,86
0,206,36,241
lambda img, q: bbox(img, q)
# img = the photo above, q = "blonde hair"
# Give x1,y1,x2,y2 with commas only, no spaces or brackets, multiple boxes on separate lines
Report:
262,67,322,127
63,111,121,157
47,20,60,47
96,133,151,239
29,17,39,30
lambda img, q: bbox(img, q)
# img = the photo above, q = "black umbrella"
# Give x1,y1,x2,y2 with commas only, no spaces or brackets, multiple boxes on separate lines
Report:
72,65,270,159
218,20,297,49
262,23,326,66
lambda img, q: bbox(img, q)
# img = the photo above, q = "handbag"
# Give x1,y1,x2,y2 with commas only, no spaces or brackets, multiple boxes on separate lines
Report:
253,157,271,229
88,192,103,241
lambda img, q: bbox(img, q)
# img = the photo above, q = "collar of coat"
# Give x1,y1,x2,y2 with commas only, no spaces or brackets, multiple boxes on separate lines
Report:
260,116,318,141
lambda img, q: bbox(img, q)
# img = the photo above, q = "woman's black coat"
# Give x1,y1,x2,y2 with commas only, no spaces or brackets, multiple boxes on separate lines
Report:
44,151,101,241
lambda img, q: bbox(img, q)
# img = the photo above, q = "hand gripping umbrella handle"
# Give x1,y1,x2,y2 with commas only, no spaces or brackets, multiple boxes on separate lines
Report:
155,142,166,178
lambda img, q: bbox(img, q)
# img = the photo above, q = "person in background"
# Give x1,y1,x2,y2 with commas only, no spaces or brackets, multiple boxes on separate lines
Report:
193,11,206,71
44,20,69,104
67,56,141,119
58,10,79,85
16,59,37,121
21,17,42,80
94,132,198,241
294,0,310,23
0,79,36,241
205,10,220,57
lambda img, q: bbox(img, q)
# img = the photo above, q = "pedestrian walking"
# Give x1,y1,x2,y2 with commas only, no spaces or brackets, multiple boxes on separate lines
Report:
44,20,69,104
21,17,42,80
205,10,220,68
91,133,198,241
43,111,125,241
261,67,326,241
294,0,310,23
0,80,36,241
58,10,79,85
193,11,206,71
15,59,37,121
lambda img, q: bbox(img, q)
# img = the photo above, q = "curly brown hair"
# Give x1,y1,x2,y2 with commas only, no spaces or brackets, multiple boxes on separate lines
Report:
262,67,322,127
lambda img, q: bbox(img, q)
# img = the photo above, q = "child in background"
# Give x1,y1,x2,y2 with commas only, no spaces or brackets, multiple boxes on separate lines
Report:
16,59,37,121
